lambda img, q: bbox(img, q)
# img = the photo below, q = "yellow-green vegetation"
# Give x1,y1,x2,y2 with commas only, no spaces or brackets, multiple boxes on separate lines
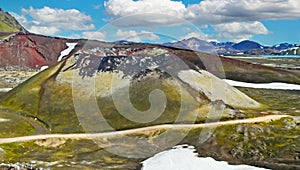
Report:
0,10,23,33
0,61,65,121
0,109,34,138
238,87,300,116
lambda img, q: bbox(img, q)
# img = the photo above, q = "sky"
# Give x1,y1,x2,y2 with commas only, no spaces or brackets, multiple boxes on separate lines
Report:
1,0,300,45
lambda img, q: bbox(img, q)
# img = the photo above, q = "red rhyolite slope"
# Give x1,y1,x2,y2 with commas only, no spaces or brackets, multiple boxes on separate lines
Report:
0,33,77,71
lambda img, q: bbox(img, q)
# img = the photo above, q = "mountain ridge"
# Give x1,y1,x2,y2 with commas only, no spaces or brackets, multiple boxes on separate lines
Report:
165,37,300,56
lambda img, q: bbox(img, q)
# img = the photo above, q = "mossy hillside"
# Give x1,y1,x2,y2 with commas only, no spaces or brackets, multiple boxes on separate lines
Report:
0,21,19,33
0,10,24,33
0,65,245,133
0,53,265,133
238,88,300,116
0,109,34,138
95,76,202,131
0,61,65,116
1,51,259,133
0,60,208,133
223,67,300,84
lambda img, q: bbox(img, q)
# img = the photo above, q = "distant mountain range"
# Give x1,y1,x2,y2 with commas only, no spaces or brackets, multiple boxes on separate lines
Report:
163,37,217,54
164,38,300,56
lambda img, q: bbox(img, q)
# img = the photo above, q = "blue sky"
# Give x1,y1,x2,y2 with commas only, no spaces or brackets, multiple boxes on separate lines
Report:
1,0,300,45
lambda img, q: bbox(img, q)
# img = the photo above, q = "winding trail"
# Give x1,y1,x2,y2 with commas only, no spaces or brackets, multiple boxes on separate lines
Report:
0,115,291,144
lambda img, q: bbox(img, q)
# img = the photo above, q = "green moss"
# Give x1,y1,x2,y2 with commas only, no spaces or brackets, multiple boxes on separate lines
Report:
238,88,300,116
0,11,23,33
0,109,35,138
0,62,65,116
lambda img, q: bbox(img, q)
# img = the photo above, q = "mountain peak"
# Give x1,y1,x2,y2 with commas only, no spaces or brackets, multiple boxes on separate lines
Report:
232,40,262,51
163,37,216,53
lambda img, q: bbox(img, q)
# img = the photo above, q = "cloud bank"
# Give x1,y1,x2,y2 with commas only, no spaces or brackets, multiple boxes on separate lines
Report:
104,0,300,41
12,6,95,35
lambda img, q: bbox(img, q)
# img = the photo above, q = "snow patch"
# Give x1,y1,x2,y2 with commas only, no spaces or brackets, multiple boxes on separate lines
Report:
57,43,77,61
142,145,268,170
224,79,300,90
0,88,12,93
39,66,49,72
0,118,9,122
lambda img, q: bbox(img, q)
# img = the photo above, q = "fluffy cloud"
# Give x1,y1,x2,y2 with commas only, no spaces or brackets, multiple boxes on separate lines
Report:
187,0,300,24
104,0,186,27
213,21,269,42
104,0,300,42
81,31,106,41
29,26,60,35
105,0,300,27
70,31,106,41
115,29,160,42
13,6,95,35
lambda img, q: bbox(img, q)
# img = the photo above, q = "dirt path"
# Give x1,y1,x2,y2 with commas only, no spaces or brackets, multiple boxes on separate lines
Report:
0,114,291,144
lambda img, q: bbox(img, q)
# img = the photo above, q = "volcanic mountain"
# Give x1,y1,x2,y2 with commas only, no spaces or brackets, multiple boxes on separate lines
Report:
0,33,79,71
1,38,300,132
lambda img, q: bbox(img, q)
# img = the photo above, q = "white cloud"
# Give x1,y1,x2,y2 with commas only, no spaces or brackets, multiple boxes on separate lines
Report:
70,31,106,41
115,29,160,42
213,21,269,42
104,0,187,27
104,0,300,27
29,26,60,35
103,0,300,42
81,31,106,41
13,6,95,35
187,0,300,24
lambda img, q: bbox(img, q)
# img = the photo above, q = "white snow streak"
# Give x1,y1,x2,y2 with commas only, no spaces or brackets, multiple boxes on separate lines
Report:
39,66,49,71
57,43,77,61
224,79,300,90
0,88,12,93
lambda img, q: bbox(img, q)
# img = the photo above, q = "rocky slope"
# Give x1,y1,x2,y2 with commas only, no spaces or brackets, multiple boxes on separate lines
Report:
0,33,79,71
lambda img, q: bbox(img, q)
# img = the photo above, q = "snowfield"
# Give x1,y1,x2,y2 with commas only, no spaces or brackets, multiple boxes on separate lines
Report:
224,79,300,90
142,145,268,170
57,43,77,61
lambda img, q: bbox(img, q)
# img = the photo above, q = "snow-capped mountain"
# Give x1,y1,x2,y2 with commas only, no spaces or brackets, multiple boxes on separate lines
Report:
165,38,299,56
163,37,217,54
